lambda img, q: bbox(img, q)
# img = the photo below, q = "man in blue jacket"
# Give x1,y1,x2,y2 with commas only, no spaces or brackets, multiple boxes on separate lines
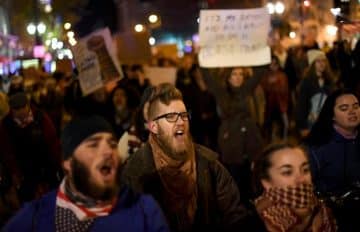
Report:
3,115,169,232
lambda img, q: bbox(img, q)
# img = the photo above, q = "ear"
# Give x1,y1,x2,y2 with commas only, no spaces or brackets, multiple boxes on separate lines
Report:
261,179,272,191
62,159,71,174
148,121,159,134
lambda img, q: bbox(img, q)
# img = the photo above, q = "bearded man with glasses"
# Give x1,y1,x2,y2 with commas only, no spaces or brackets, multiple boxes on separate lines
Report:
121,83,260,232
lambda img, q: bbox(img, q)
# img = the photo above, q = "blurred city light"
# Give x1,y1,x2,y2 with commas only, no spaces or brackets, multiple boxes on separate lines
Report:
44,4,52,13
267,3,275,14
275,2,285,14
289,31,296,39
149,37,156,45
37,22,46,34
303,0,310,7
326,25,338,36
197,17,200,24
27,23,36,35
330,8,341,16
64,22,71,30
67,31,75,38
134,24,144,32
69,38,77,46
45,39,51,46
148,14,158,24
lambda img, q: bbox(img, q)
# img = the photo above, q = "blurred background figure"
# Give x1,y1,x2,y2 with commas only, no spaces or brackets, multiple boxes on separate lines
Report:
296,49,336,139
261,55,289,143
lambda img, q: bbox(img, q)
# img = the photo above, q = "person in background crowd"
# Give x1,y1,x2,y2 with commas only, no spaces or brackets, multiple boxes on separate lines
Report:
3,115,169,232
0,92,62,204
296,49,336,139
122,83,256,232
305,89,360,231
107,85,134,139
261,55,289,142
201,65,265,207
252,143,337,232
7,75,24,96
0,91,9,120
118,86,154,162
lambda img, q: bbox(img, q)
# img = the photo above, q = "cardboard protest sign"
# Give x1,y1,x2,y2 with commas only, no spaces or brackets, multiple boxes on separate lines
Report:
198,8,271,67
114,31,151,65
143,66,177,86
72,28,123,96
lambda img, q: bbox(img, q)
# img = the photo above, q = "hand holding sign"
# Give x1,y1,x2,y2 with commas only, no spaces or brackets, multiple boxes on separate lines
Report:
198,8,271,68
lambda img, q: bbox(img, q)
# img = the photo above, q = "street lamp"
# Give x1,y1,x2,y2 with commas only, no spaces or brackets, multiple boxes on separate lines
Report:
267,1,285,15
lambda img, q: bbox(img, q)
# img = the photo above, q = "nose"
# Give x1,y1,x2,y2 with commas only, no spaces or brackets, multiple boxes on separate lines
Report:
101,141,116,158
295,173,307,185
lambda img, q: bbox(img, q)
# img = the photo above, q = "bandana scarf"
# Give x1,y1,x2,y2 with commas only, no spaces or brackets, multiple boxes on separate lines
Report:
55,178,116,232
255,183,337,232
149,134,197,226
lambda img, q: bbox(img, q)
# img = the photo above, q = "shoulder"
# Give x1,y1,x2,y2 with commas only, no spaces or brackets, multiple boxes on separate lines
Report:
195,144,219,161
3,191,56,231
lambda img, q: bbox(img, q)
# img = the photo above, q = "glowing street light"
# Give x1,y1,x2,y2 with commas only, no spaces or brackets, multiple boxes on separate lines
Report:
149,37,156,46
148,14,158,24
303,0,310,7
275,2,285,14
37,22,46,34
134,24,144,32
64,22,71,30
44,4,52,13
27,23,36,35
267,3,275,14
289,31,296,39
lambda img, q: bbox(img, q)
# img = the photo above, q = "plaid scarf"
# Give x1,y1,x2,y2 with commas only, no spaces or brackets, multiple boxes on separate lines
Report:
255,183,337,232
55,178,116,232
149,134,197,227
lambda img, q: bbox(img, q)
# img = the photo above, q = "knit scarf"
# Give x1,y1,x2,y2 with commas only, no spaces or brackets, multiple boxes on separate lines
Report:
149,134,197,226
55,178,117,232
255,183,337,232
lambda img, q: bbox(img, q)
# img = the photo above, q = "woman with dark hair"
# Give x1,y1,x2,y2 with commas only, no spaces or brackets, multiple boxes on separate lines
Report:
201,65,265,207
252,143,336,231
305,89,360,231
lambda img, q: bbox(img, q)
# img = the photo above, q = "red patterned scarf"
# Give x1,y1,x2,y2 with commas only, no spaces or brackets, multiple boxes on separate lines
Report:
255,183,337,232
56,178,116,221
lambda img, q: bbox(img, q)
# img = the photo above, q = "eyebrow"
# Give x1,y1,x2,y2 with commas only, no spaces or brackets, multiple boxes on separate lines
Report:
277,162,309,170
337,102,359,107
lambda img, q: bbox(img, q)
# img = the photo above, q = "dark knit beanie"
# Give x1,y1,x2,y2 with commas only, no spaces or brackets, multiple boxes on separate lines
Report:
61,115,114,160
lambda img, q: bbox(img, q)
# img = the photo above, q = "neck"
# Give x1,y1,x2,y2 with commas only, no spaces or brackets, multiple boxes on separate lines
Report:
333,124,358,139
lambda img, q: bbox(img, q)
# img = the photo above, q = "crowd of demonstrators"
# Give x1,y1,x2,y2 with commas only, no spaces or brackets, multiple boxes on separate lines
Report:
305,89,360,231
252,143,337,231
3,115,169,231
121,83,261,231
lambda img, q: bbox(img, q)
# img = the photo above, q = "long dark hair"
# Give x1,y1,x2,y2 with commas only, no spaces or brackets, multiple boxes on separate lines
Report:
305,89,360,146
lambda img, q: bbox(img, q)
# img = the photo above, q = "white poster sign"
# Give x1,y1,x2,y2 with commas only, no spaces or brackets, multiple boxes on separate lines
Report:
143,67,177,86
72,28,123,96
198,8,271,67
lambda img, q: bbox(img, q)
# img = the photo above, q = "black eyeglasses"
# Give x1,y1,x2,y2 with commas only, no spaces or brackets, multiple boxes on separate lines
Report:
152,112,191,123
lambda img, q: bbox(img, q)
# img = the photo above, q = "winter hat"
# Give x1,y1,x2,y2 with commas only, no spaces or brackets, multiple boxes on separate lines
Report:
307,49,326,66
61,115,114,160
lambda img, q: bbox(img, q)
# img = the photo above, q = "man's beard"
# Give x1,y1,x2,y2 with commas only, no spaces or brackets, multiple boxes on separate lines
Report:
70,157,121,201
156,126,194,161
